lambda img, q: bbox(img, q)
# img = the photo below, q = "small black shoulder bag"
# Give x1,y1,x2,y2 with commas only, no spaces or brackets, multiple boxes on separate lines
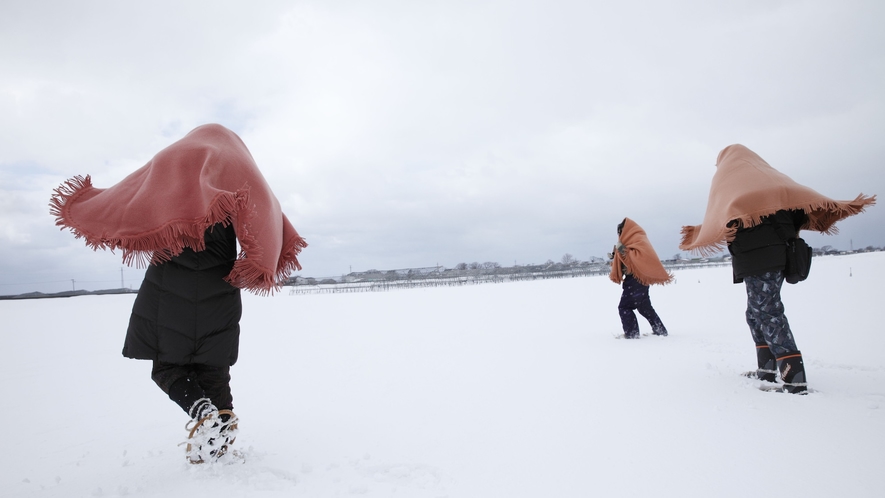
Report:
774,224,812,284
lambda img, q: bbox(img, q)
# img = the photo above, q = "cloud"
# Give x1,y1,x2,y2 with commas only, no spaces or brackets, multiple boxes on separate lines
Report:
1,0,883,293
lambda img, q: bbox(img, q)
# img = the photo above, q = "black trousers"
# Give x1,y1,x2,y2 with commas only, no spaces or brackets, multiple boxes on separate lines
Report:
151,361,234,415
618,274,667,337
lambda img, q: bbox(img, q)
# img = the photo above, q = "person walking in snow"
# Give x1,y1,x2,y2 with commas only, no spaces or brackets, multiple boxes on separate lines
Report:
679,144,875,394
609,217,673,339
50,124,307,461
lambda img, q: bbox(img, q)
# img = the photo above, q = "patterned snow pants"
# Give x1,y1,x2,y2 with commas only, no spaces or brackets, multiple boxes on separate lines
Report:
618,274,667,338
743,270,798,357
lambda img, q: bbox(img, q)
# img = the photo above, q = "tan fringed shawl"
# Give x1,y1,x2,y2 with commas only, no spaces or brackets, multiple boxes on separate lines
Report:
50,124,307,295
679,144,876,256
609,218,673,286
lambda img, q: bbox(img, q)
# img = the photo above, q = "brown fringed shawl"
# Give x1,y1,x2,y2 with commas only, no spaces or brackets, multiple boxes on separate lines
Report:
609,218,673,286
679,144,876,256
50,124,307,295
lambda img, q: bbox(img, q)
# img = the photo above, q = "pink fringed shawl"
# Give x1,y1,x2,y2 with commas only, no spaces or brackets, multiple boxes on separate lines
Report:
609,218,673,286
50,124,307,294
679,144,876,256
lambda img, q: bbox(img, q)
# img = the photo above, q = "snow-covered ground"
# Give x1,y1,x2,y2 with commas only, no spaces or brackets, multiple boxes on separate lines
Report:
3,252,884,497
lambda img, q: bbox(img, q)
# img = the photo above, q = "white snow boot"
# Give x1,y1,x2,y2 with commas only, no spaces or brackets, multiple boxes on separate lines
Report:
184,408,239,464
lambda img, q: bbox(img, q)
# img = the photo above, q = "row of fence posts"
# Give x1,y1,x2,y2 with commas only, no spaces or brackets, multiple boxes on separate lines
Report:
287,260,734,295
286,265,676,295
287,261,732,295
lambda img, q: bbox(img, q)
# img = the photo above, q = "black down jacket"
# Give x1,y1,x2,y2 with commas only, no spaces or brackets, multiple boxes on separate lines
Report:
728,209,807,284
123,223,242,367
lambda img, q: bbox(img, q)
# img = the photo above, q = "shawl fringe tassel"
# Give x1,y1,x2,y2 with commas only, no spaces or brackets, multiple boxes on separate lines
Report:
681,194,876,256
50,174,306,295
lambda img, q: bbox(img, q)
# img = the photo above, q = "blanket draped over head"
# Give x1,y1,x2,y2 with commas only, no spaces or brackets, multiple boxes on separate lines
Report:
609,218,674,286
50,123,307,295
679,144,876,256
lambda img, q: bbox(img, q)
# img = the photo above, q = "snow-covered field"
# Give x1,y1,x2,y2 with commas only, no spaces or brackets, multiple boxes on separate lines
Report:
3,252,884,497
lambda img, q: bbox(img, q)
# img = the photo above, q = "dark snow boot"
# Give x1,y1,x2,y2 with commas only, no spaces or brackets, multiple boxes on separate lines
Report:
777,352,808,394
754,345,777,382
188,397,218,421
742,345,777,382
652,327,668,337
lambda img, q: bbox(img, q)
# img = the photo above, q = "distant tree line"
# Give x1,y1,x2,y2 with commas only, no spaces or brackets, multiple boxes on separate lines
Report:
286,245,884,290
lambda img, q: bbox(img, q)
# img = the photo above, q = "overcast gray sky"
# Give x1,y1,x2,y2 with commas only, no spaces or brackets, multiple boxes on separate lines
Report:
2,0,883,295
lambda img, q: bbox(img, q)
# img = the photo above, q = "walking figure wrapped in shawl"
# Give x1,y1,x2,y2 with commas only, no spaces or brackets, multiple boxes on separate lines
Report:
50,123,307,462
679,144,875,394
609,217,673,339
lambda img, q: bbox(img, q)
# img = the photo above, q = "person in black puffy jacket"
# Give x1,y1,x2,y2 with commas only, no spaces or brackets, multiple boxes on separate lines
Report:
51,125,308,462
124,222,242,420
728,209,808,393
681,145,875,394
